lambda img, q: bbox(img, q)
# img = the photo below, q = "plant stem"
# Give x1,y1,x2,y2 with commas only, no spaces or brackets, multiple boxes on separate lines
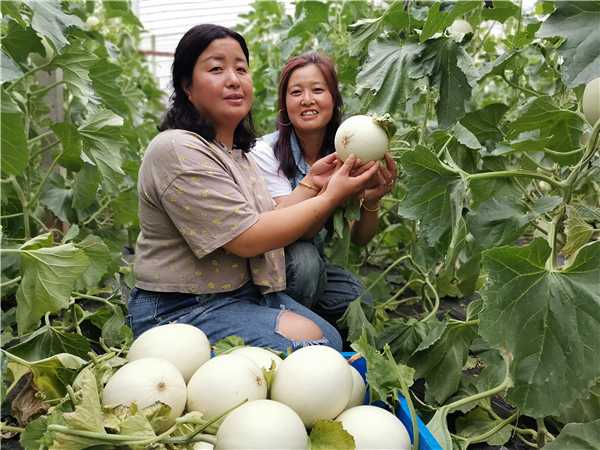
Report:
0,249,21,254
0,424,25,433
536,418,547,447
420,275,440,322
467,170,563,189
0,276,21,289
72,292,110,303
29,150,64,206
462,411,519,446
0,212,24,219
28,130,54,146
9,177,31,238
356,255,412,303
502,73,542,97
29,80,65,98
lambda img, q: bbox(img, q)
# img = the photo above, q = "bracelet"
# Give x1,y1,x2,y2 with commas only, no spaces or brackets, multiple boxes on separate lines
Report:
360,199,380,212
299,180,319,192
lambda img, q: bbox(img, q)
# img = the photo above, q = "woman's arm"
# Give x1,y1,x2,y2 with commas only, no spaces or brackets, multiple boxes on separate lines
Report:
224,155,379,257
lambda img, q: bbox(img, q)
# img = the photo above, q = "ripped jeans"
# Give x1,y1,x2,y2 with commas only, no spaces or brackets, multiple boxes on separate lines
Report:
127,282,343,352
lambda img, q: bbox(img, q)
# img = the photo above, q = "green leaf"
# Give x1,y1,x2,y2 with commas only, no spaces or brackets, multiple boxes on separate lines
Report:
420,1,480,43
40,173,74,224
52,39,98,102
507,96,585,164
409,321,477,404
544,419,600,450
537,1,600,87
1,1,27,28
558,380,600,423
356,40,423,114
102,0,143,28
337,298,377,344
454,407,511,446
453,123,481,150
72,163,100,210
52,122,83,171
6,325,91,361
101,304,132,348
480,0,520,22
427,409,453,450
89,59,130,117
310,420,356,450
16,235,89,333
563,206,596,256
78,109,125,191
459,103,509,147
351,331,414,406
416,39,475,127
112,189,139,227
1,21,45,64
213,335,245,355
74,234,111,289
288,1,329,39
0,48,23,82
3,350,87,400
377,317,446,363
479,239,600,417
398,147,464,246
0,89,28,176
24,0,83,51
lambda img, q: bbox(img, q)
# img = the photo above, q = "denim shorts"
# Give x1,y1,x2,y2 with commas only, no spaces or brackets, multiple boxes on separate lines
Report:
127,282,343,352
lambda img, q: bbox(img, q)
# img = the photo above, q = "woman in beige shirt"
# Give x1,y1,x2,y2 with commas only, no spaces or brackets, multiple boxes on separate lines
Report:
129,24,379,352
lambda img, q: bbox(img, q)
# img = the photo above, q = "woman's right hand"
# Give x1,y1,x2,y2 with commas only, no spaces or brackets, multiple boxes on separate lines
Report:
323,154,379,205
307,153,338,189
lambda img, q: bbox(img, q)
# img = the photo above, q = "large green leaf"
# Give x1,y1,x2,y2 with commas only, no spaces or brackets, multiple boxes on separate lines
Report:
102,0,143,28
355,40,422,114
24,0,83,51
89,59,130,117
420,1,480,43
16,234,90,333
537,1,600,86
74,234,111,290
40,173,74,223
480,0,520,23
0,89,28,176
287,1,329,39
544,419,600,450
72,163,100,210
398,147,464,246
1,21,45,64
507,96,585,163
454,408,511,447
409,321,478,404
479,239,600,417
6,325,91,361
52,39,98,102
459,104,509,147
51,122,83,171
415,39,475,127
310,420,356,450
558,380,600,423
78,109,125,191
0,49,23,83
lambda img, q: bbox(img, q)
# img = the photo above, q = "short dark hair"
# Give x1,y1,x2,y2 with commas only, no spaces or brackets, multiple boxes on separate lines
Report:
159,24,256,152
274,52,343,179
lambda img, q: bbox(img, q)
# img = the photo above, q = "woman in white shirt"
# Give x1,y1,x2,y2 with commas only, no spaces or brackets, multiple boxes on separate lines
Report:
251,52,396,331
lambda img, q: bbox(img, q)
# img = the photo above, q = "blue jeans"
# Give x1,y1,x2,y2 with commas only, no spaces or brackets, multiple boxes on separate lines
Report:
127,282,343,352
284,240,372,325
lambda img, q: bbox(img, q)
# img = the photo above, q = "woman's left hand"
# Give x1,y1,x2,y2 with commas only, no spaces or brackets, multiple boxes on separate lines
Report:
361,153,397,206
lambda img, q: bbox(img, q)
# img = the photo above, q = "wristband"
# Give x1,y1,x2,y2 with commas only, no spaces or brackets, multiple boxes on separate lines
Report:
299,180,319,192
360,199,380,212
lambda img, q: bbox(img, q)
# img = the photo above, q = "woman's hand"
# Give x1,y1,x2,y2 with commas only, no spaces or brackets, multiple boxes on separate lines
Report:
306,153,338,189
361,153,397,208
323,154,380,205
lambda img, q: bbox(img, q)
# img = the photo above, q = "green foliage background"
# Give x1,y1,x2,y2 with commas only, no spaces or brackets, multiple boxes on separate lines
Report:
1,0,600,448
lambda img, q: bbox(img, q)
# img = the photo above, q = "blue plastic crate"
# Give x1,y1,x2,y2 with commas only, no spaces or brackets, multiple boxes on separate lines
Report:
342,352,442,450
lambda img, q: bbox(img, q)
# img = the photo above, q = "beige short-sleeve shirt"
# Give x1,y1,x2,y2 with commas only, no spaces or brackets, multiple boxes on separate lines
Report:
134,129,285,294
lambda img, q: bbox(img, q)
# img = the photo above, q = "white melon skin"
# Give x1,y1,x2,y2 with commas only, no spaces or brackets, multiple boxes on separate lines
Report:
102,358,187,428
335,115,389,162
127,323,211,382
215,400,308,450
583,77,600,126
447,19,473,38
337,405,412,450
230,346,283,371
270,345,353,428
345,365,367,409
186,354,267,421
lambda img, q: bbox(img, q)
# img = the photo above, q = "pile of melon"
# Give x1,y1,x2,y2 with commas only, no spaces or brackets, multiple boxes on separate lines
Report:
102,323,412,449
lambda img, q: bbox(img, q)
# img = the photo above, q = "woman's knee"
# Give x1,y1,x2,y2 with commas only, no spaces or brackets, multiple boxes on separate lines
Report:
276,310,343,351
277,311,323,341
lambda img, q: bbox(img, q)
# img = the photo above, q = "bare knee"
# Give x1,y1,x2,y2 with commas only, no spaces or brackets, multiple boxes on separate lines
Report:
277,311,323,341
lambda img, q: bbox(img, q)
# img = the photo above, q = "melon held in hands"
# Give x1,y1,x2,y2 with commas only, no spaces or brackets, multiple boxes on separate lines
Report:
335,114,395,162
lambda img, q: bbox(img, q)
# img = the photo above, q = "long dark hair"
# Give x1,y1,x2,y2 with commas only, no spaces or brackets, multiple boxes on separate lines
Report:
273,53,343,179
159,24,256,152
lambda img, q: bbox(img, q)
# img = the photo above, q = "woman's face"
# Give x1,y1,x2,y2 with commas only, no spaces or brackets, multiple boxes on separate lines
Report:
185,37,253,137
285,63,334,134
